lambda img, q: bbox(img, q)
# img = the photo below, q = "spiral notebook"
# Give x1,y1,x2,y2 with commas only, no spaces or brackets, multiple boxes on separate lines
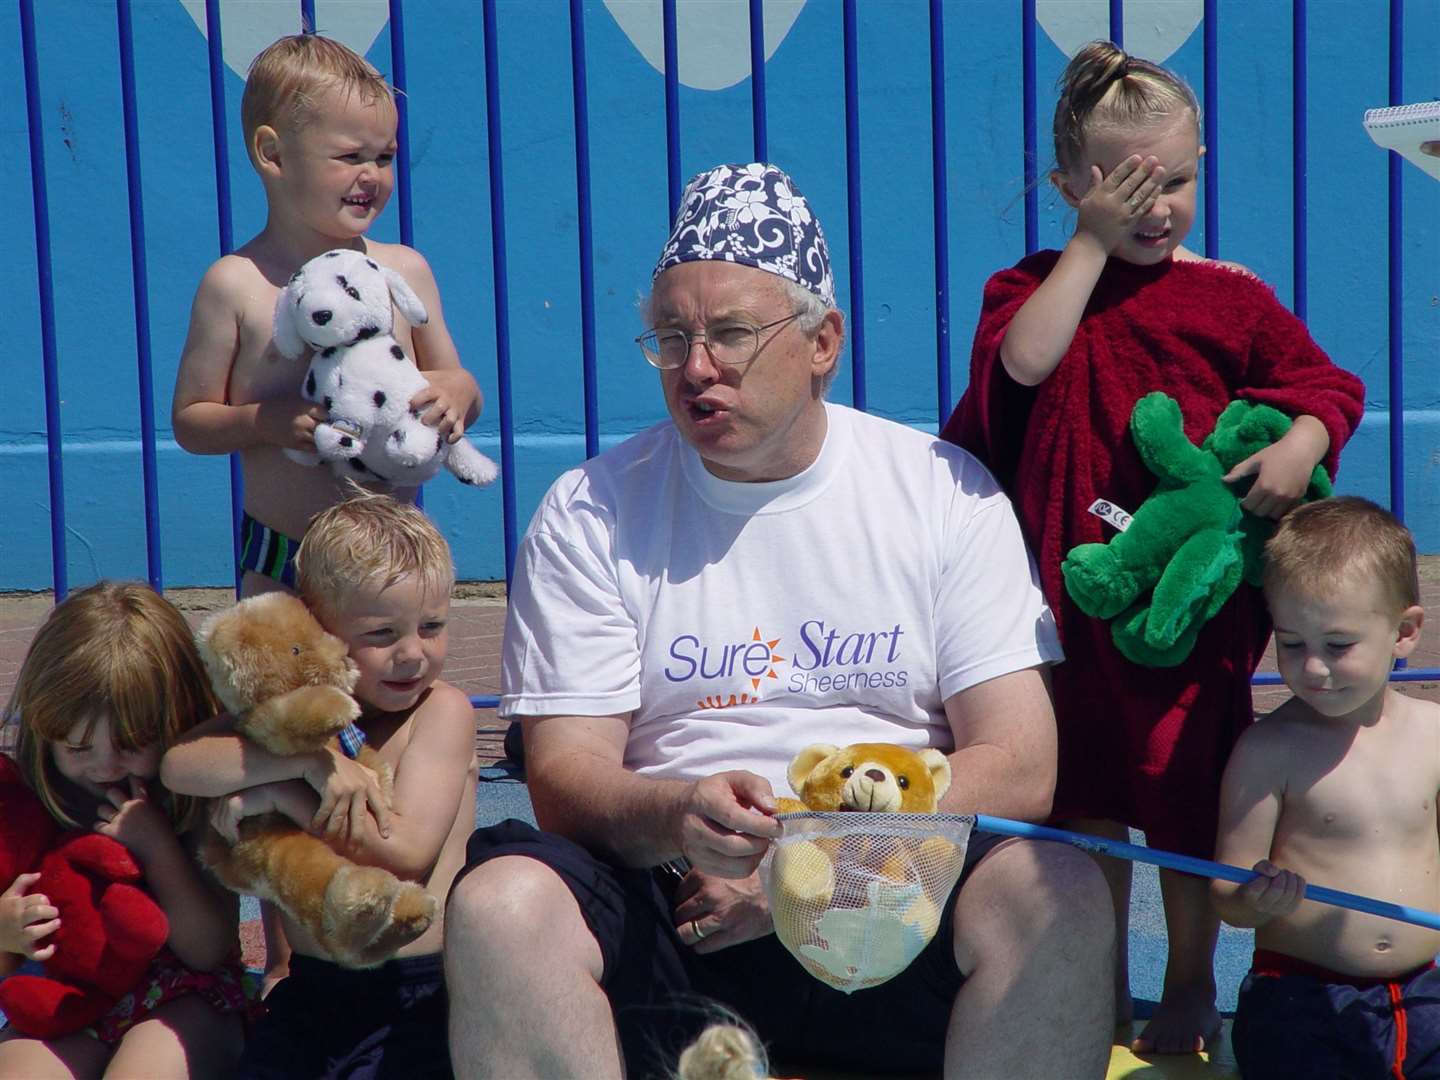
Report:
1363,101,1440,180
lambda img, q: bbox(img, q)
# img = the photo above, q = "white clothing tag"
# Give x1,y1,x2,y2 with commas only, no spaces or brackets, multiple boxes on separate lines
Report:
1087,498,1133,533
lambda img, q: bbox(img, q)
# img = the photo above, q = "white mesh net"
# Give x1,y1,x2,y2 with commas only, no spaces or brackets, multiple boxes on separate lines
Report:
759,811,975,993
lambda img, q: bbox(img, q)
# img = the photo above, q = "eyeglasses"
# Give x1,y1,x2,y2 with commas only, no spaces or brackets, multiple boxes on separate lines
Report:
635,312,802,370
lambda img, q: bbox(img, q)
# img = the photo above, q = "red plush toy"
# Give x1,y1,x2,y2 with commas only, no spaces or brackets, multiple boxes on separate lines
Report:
0,755,169,1038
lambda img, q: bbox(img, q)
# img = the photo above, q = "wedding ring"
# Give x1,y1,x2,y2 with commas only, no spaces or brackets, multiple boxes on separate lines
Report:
691,919,707,941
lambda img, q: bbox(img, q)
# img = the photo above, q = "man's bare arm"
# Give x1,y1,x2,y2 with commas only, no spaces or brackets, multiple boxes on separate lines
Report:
939,664,1057,822
523,712,780,873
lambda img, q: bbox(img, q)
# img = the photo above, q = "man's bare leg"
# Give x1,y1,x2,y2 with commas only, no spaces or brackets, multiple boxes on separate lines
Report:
446,856,623,1080
1131,868,1220,1054
945,838,1115,1080
1065,817,1135,1030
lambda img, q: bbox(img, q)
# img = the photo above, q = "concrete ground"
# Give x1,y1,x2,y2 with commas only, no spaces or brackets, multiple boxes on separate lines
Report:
2,562,1438,1019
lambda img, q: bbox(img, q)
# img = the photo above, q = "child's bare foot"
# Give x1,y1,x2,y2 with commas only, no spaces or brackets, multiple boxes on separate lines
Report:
1131,986,1221,1055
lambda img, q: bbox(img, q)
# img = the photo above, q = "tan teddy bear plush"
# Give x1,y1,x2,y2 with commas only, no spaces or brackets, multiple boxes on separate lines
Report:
769,743,960,988
195,592,437,968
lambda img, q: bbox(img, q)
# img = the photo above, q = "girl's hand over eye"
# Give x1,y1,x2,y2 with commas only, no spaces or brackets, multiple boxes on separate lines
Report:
0,873,61,962
1075,154,1167,254
94,777,172,864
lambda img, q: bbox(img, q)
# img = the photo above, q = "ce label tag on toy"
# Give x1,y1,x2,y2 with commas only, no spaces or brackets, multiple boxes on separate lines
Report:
1087,498,1133,533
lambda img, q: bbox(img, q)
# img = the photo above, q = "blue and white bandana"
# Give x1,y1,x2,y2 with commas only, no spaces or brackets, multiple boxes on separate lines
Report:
652,162,835,307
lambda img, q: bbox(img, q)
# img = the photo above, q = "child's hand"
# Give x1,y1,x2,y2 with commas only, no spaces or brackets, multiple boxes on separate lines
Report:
94,777,172,864
255,396,330,452
1223,439,1315,519
1074,154,1167,254
409,368,480,444
0,873,61,962
209,785,279,844
1421,141,1440,157
1239,859,1306,917
303,748,392,842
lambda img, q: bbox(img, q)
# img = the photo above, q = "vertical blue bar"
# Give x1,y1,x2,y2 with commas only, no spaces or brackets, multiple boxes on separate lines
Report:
300,0,315,31
749,0,767,162
842,0,866,411
117,0,163,590
929,0,950,424
1387,0,1404,521
570,0,599,459
1022,0,1038,256
483,0,518,583
662,0,681,219
389,0,414,248
1203,0,1218,259
204,0,243,594
20,0,66,599
1292,0,1306,318
1110,0,1123,47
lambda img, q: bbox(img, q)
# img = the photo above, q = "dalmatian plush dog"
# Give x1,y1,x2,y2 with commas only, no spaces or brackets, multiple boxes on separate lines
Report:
274,249,498,488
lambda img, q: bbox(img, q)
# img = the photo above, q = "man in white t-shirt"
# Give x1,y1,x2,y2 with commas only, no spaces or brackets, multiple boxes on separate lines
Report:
446,163,1115,1079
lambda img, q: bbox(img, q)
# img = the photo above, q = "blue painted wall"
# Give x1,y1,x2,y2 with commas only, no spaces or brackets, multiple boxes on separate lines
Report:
4,1,1437,590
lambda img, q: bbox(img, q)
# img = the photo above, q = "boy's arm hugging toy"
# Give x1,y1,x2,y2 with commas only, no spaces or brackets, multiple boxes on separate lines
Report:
194,592,437,969
0,756,170,1038
1062,392,1332,667
273,248,498,489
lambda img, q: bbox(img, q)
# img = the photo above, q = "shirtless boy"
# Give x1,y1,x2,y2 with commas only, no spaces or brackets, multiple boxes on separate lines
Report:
1212,496,1440,1079
161,492,477,1078
172,33,479,596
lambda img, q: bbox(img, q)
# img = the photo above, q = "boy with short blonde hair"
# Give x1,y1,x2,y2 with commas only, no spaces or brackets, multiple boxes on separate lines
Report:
1212,496,1440,1079
161,492,477,1078
173,32,480,597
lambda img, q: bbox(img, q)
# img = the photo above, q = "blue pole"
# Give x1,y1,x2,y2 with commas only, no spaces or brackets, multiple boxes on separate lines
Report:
20,0,66,600
1387,0,1405,523
1292,0,1306,319
483,0,518,585
973,815,1440,932
1022,0,1038,256
662,0,682,220
203,0,243,595
300,0,315,32
1203,0,1218,259
117,0,163,591
389,0,414,249
1109,0,1123,48
842,0,866,411
570,0,599,459
929,0,950,425
749,0,767,162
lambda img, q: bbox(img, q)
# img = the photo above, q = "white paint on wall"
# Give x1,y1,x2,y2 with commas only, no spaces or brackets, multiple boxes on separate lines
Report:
1036,0,1202,63
602,0,806,92
178,0,390,78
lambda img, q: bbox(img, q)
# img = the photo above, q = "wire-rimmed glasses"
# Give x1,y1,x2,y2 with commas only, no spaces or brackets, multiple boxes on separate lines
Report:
636,312,802,370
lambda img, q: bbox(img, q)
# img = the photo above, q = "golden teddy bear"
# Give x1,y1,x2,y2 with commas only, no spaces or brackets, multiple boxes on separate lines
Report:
769,742,962,989
195,592,437,968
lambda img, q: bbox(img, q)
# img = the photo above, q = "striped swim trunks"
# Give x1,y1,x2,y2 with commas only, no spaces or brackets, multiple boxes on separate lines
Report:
238,511,300,589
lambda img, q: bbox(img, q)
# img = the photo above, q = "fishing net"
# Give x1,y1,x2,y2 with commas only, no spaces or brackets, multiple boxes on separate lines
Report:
759,811,975,993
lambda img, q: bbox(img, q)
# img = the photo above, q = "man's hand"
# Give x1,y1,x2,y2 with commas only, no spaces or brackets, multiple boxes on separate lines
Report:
1075,154,1167,254
677,771,782,879
302,747,392,842
94,777,172,864
0,873,60,962
254,396,329,452
1238,859,1305,919
672,868,773,954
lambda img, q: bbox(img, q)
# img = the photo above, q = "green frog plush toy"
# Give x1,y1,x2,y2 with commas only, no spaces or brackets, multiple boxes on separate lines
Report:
1062,392,1332,667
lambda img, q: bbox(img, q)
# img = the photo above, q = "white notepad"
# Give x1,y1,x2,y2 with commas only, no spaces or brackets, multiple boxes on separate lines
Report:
1363,101,1440,180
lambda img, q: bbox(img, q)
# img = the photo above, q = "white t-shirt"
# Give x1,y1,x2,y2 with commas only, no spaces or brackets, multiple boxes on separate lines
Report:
501,402,1062,795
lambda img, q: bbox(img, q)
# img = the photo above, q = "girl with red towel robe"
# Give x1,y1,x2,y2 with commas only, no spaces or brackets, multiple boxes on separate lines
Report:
942,41,1364,1056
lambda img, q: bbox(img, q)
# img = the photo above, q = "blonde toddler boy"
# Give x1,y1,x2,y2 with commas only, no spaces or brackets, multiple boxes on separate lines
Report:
172,33,480,597
161,493,478,1078
1212,496,1440,1078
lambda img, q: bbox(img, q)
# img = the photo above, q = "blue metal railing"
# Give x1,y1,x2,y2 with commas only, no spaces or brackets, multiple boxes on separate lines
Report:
17,2,1436,701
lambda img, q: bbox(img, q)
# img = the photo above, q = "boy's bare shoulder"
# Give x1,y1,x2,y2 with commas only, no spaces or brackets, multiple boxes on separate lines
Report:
195,251,268,299
412,679,475,727
363,240,433,278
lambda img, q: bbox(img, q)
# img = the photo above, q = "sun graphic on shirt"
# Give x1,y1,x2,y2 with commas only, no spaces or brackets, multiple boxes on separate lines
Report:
747,625,785,692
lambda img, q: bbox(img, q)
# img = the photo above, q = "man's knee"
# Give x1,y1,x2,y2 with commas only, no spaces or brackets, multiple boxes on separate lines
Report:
954,839,1115,962
447,854,581,952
